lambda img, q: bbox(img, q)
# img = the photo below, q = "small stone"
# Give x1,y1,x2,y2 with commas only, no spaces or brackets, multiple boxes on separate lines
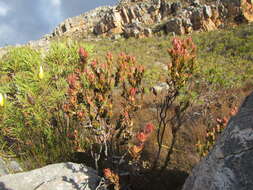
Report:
151,82,169,95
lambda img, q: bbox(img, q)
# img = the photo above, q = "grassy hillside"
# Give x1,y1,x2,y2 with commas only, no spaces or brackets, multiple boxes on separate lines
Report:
0,23,253,189
90,23,253,90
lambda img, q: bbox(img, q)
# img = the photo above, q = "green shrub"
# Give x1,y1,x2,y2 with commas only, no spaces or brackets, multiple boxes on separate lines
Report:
0,41,93,169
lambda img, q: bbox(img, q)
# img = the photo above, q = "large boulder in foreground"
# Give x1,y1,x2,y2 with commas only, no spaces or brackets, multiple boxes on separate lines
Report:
0,162,100,190
182,92,253,190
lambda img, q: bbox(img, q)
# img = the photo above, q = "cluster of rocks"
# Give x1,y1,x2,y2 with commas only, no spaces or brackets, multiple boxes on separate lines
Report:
99,0,252,37
44,0,253,39
52,6,113,38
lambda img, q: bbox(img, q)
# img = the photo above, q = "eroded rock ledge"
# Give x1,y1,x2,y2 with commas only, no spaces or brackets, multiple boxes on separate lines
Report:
50,0,253,39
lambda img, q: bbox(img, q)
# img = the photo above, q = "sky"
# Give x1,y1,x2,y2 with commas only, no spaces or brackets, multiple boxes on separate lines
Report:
0,0,117,47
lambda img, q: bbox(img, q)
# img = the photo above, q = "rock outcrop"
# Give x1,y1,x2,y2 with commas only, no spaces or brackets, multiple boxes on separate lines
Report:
92,0,253,38
52,6,112,38
40,0,253,40
182,92,253,190
0,162,101,190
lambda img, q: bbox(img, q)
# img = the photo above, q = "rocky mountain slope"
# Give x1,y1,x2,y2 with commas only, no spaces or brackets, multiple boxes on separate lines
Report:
0,0,252,55
43,0,253,39
0,1,253,190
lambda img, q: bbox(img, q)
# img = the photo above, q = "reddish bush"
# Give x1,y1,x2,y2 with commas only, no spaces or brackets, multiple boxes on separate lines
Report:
63,47,153,187
154,37,196,171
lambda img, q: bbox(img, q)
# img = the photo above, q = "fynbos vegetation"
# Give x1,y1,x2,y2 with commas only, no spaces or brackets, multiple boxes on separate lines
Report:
1,22,253,189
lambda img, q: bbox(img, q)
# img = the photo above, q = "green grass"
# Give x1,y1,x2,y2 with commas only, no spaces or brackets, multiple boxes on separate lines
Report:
89,23,253,90
192,24,253,88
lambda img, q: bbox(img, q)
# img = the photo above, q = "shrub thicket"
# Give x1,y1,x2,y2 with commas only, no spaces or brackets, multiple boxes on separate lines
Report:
0,41,93,168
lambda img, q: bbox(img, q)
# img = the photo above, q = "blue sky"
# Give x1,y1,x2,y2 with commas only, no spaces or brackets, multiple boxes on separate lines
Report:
0,0,117,47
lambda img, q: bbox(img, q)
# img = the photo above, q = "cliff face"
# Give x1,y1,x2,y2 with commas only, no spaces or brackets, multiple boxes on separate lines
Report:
45,0,253,39
51,6,113,38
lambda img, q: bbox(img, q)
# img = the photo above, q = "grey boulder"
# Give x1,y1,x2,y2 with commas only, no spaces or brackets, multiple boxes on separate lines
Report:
0,162,101,190
183,92,253,190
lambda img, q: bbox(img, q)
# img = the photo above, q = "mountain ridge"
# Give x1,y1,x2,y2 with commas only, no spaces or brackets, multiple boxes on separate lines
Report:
1,0,252,53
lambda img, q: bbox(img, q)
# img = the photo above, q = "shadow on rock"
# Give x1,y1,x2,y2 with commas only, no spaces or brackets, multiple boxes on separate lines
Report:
0,182,13,190
62,162,101,190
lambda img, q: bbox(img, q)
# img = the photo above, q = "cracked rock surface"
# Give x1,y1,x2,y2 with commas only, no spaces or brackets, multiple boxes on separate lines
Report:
182,92,253,190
